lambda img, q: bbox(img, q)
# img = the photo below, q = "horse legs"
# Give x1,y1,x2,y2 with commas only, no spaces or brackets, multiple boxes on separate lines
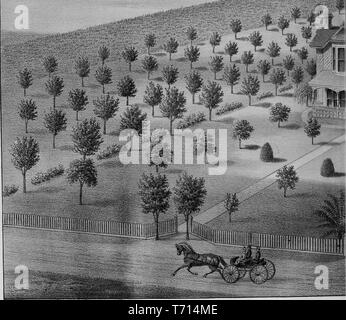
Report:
203,266,217,278
187,265,198,276
172,264,188,276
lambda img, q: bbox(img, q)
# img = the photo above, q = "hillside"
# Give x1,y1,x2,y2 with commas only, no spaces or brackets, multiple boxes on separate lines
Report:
1,0,336,78
1,30,46,47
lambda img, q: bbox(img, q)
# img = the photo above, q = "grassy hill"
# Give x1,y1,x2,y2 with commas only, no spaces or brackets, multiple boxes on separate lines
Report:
1,0,336,78
1,30,46,47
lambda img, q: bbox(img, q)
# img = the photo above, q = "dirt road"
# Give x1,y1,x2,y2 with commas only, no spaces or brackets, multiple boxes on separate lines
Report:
3,227,345,298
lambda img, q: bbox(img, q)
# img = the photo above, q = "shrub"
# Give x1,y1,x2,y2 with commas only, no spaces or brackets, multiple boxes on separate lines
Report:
176,112,206,129
216,102,243,115
96,144,121,160
279,84,293,93
31,164,64,185
3,185,19,197
320,158,335,177
258,91,274,100
260,142,274,162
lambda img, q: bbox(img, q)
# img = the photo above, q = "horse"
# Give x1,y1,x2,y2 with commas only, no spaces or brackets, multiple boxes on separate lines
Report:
172,242,227,278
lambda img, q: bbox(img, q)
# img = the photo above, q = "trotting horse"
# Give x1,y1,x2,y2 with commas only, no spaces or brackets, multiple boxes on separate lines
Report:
172,242,227,278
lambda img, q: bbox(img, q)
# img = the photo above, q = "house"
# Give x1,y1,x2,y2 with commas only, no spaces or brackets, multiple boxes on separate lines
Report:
309,18,345,120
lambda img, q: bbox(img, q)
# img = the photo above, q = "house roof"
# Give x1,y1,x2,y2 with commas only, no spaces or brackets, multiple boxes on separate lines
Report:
309,70,345,92
331,27,345,43
309,28,340,48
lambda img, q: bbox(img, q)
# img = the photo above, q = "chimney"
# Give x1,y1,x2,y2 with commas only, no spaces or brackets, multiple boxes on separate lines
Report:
328,13,334,28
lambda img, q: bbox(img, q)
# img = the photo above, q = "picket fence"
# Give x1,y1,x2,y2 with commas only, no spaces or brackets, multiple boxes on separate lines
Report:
191,220,344,255
3,213,178,239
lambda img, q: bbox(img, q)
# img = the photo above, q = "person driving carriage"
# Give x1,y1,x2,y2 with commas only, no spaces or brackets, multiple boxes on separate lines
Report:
235,245,252,265
254,246,261,262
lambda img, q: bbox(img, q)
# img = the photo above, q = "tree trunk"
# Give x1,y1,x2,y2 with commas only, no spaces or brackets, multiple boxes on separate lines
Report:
231,85,234,94
275,85,278,96
192,93,195,104
82,77,84,87
278,121,281,128
152,106,155,117
53,96,56,109
25,120,28,133
283,187,287,198
212,46,215,53
129,62,132,72
79,182,83,205
281,29,284,35
263,74,265,82
147,47,150,55
209,108,212,121
254,46,257,52
266,25,268,30
24,88,26,97
22,171,26,193
147,72,150,80
155,214,159,240
156,165,159,173
246,64,249,73
214,72,217,80
230,55,232,62
102,119,106,134
53,134,56,149
239,139,242,149
190,61,193,69
290,47,292,52
235,33,237,40
126,96,129,106
102,84,105,94
170,119,173,135
169,53,172,61
229,213,232,223
185,215,190,240
190,40,193,46
306,96,309,107
248,95,251,106
76,111,79,121
102,60,105,66
312,136,314,145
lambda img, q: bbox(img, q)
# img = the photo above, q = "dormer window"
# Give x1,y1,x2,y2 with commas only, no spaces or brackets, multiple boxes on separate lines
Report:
333,47,345,72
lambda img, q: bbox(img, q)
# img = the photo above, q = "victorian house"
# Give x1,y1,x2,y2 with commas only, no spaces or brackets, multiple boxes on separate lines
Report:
309,22,345,120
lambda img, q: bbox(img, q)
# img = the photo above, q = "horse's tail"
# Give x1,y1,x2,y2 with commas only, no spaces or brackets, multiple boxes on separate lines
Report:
219,256,227,267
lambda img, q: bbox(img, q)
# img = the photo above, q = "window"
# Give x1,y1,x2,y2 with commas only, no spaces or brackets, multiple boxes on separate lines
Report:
339,91,345,108
327,89,338,107
338,48,345,72
333,47,336,71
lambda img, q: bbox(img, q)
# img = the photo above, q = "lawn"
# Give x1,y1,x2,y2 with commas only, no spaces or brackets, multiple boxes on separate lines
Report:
2,3,345,230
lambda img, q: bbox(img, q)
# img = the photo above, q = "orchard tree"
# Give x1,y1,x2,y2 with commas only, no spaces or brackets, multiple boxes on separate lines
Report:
276,165,299,197
291,6,301,23
120,105,148,135
45,75,64,109
138,173,171,240
93,94,120,134
267,41,281,65
44,109,67,149
230,19,242,39
285,33,298,52
210,32,221,53
307,11,315,26
291,65,305,87
184,46,200,69
295,82,313,106
209,55,224,80
150,139,170,173
277,15,290,35
144,33,156,55
159,87,186,134
269,68,287,95
297,47,309,64
306,59,317,79
68,89,89,121
10,136,39,193
74,56,90,87
186,26,198,46
67,158,97,205
200,81,224,121
304,118,321,144
224,41,238,62
241,51,254,73
98,45,110,66
269,103,291,127
173,173,207,240
72,118,103,159
224,193,239,223
336,0,345,13
121,46,139,72
163,37,179,61
185,70,203,104
95,65,112,94
240,74,260,105
249,31,263,51
223,64,240,94
232,120,254,149
261,13,273,30
18,68,33,96
162,65,179,88
301,26,312,43
257,59,271,82
117,75,137,105
283,55,295,75
144,82,163,116
142,55,159,80
42,55,58,78
18,99,37,133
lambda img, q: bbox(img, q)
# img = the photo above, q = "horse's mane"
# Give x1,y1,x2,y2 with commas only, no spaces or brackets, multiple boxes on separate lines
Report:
177,242,196,253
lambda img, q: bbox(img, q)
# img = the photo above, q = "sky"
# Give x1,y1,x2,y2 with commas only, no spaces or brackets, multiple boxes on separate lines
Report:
1,0,217,33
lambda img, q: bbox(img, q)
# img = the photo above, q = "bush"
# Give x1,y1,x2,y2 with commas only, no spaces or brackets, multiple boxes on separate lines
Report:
258,91,274,100
260,142,274,162
176,112,206,129
215,102,243,115
96,144,121,160
279,84,293,93
320,158,335,177
3,185,19,197
31,164,64,185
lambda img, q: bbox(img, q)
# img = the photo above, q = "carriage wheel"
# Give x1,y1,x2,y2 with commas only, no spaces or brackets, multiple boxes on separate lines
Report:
264,259,276,280
222,265,240,283
238,269,247,279
249,265,268,285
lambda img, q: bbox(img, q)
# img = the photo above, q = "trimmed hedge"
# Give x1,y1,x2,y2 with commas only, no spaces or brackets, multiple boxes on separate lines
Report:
260,142,274,162
215,102,243,116
96,144,121,160
320,158,335,177
3,185,19,197
279,84,293,93
31,164,65,185
258,91,274,100
176,112,206,129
